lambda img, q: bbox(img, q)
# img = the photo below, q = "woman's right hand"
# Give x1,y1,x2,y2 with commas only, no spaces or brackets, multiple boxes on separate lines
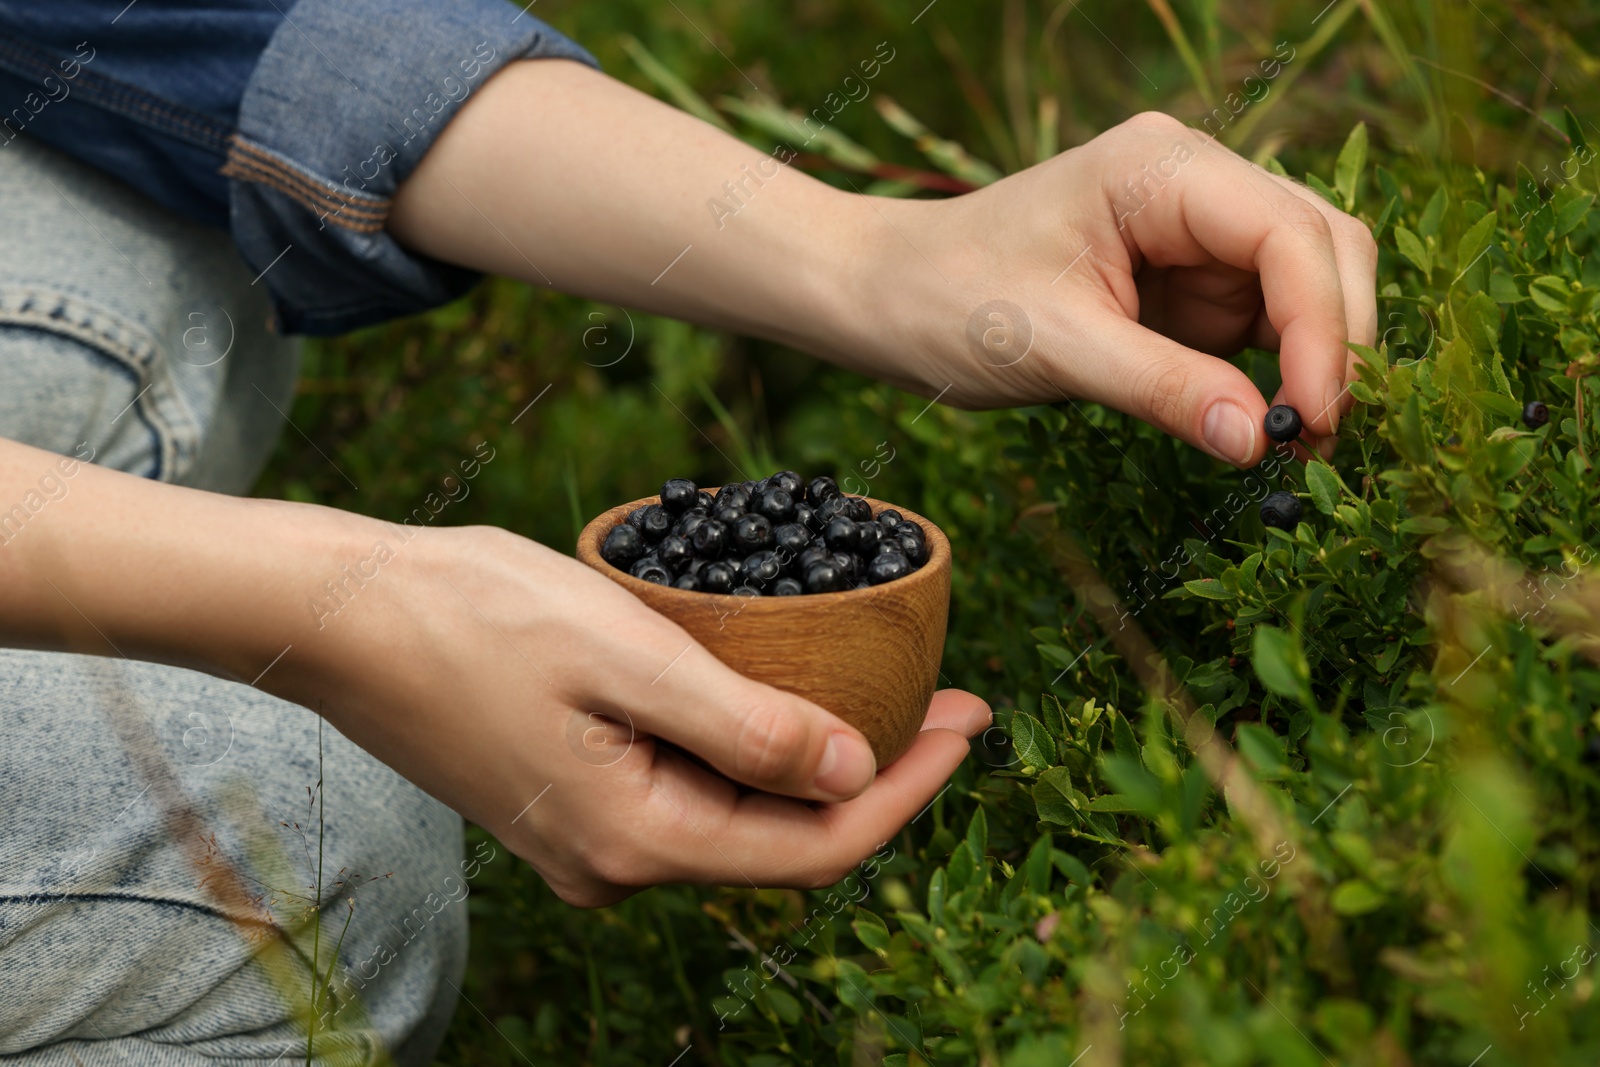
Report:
274,519,990,907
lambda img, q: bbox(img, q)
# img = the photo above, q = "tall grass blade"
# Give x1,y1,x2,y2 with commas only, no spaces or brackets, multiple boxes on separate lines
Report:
621,35,734,133
1145,0,1216,105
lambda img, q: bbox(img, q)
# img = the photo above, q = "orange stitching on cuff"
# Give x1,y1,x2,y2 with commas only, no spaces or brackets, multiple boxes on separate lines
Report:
220,157,388,235
229,139,390,218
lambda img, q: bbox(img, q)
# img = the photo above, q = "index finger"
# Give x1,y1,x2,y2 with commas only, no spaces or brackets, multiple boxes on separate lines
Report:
1122,129,1351,436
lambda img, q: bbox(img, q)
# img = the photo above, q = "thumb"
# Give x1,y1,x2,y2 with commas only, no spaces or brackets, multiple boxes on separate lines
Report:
625,646,880,803
1085,316,1271,468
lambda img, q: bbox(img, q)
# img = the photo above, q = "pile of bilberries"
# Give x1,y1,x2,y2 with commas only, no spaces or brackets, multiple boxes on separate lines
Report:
599,471,928,595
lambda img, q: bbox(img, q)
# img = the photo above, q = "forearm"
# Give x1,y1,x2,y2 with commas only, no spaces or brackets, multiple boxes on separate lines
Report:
0,436,367,688
387,60,914,385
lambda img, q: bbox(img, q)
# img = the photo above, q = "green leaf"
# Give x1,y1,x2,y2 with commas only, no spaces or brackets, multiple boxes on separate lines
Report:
1418,185,1448,237
1530,275,1570,312
836,959,876,1012
1395,226,1432,277
1330,879,1386,916
1334,122,1368,212
1566,106,1589,155
1235,723,1291,780
1112,707,1139,759
1305,462,1341,516
1024,832,1053,894
1454,210,1497,281
1305,172,1341,208
1467,391,1523,418
1555,194,1593,239
1085,793,1150,813
1099,754,1162,814
1183,578,1234,600
765,987,801,1025
965,807,988,860
1038,643,1082,669
1252,626,1306,700
853,910,891,953
1033,767,1078,826
1010,712,1056,769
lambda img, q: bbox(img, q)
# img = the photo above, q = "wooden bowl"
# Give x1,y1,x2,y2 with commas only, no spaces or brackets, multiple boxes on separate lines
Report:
576,492,951,767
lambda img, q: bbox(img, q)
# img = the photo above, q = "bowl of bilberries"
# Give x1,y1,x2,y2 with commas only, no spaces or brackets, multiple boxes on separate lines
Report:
577,470,951,766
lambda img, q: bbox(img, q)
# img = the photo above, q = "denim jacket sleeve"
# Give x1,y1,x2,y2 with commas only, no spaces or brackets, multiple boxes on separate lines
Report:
0,0,597,335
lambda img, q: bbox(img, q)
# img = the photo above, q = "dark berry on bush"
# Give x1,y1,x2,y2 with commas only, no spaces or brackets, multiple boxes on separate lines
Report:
673,573,701,591
700,560,736,593
770,470,803,495
1264,405,1303,442
741,550,782,587
877,508,904,528
896,533,928,566
660,478,699,514
691,519,729,559
639,504,672,541
773,522,810,555
731,513,774,552
867,551,911,585
716,485,752,511
630,556,672,584
755,487,796,523
1523,400,1550,429
804,561,849,593
601,524,646,567
823,517,860,552
806,475,840,505
845,497,872,522
1260,491,1303,530
772,577,803,596
731,584,763,598
657,534,692,570
695,489,716,511
625,506,648,530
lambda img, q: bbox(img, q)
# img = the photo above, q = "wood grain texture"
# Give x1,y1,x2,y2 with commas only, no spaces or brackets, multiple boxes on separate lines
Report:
576,492,951,767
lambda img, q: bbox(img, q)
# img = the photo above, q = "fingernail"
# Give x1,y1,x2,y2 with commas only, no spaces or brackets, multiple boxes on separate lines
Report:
1202,401,1256,466
1324,380,1345,434
964,703,994,737
814,732,876,798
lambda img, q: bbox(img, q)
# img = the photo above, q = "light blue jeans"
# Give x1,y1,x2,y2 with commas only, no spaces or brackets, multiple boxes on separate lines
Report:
0,136,469,1064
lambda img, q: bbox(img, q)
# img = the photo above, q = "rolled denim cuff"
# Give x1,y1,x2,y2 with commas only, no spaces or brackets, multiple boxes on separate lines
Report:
228,0,597,335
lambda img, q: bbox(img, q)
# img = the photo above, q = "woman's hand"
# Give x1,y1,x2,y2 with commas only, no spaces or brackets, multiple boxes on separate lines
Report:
284,521,991,908
0,436,987,907
856,112,1379,465
393,68,1376,468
